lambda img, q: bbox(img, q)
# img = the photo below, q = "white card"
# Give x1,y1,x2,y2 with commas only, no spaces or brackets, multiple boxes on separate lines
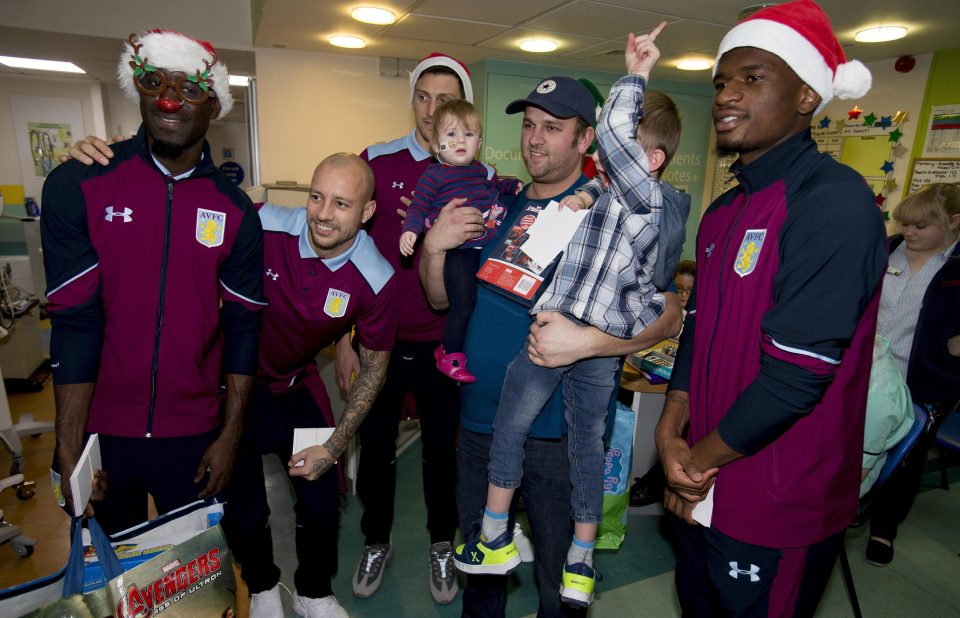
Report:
292,427,335,467
692,483,715,528
69,433,101,517
519,200,588,266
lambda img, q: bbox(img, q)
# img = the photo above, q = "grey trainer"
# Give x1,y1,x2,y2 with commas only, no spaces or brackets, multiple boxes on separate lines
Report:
353,543,394,598
428,541,459,604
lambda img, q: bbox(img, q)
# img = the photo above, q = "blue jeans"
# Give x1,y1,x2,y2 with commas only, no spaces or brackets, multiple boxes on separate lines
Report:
489,350,618,523
457,428,586,618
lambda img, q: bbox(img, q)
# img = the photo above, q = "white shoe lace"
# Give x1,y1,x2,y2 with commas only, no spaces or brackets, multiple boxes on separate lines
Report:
362,547,384,573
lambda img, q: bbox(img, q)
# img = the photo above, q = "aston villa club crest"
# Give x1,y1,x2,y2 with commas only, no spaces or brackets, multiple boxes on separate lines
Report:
196,209,226,248
324,288,350,318
734,229,766,277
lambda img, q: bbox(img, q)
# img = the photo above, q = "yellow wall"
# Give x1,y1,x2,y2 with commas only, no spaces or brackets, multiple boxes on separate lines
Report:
255,48,416,185
814,54,932,220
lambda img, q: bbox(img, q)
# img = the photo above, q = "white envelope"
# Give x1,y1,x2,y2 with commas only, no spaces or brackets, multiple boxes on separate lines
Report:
518,200,588,266
692,483,715,528
69,433,101,517
292,427,336,467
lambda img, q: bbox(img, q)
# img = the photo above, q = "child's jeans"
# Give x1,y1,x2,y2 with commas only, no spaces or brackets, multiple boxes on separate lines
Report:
443,248,482,354
488,347,618,524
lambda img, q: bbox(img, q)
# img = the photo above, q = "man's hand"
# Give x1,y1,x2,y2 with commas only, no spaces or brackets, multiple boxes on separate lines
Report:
58,134,124,166
288,444,336,481
527,312,593,367
664,487,699,525
422,198,482,253
334,332,360,394
948,334,960,357
655,390,717,503
59,463,106,519
625,21,666,81
195,432,240,498
659,434,716,502
396,192,416,219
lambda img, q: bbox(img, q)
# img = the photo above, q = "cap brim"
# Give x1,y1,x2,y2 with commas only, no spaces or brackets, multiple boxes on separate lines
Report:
505,98,579,120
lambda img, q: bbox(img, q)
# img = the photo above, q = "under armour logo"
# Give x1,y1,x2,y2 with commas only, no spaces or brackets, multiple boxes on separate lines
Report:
728,562,760,582
392,181,404,189
266,268,279,281
705,242,715,258
104,206,133,223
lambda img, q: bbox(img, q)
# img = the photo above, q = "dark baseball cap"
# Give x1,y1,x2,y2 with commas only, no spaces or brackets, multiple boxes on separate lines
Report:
505,76,597,126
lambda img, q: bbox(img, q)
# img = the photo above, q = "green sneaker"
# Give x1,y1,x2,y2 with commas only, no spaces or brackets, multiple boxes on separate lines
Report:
453,528,521,575
560,561,600,607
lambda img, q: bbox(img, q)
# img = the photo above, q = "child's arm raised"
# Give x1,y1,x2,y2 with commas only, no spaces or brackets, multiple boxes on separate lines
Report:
596,22,667,215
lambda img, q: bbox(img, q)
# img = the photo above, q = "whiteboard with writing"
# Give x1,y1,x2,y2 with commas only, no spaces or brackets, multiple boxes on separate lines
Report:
907,158,960,195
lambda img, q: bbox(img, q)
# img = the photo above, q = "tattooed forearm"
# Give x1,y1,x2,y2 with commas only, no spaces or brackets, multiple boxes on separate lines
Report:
325,346,390,459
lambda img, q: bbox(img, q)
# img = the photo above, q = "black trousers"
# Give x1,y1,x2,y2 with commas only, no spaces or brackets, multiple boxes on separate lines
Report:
671,516,842,617
73,428,220,535
221,382,340,598
357,339,461,545
870,401,952,541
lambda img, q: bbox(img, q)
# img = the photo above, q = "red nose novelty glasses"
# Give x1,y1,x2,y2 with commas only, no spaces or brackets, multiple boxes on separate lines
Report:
134,70,216,113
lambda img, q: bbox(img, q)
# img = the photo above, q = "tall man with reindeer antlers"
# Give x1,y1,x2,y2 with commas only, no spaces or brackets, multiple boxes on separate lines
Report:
41,29,265,535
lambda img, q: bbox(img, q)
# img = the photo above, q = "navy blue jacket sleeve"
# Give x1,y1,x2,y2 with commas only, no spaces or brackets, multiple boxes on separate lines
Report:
219,197,266,376
669,283,696,393
40,163,104,384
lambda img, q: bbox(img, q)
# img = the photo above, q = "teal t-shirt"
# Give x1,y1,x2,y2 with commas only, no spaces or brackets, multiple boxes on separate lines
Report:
461,177,590,439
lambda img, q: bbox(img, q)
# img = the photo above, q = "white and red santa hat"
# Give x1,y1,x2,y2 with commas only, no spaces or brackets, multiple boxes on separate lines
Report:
715,0,871,114
409,52,473,103
118,29,234,118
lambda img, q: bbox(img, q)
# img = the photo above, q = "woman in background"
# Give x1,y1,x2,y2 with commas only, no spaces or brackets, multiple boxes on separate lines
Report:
867,182,960,566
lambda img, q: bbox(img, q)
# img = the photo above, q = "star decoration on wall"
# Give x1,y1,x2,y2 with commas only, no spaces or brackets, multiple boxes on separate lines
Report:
884,177,899,193
834,118,847,130
819,116,831,129
880,160,894,174
848,106,863,120
888,128,903,142
864,113,877,126
892,143,908,158
877,116,893,129
875,192,886,207
892,111,908,125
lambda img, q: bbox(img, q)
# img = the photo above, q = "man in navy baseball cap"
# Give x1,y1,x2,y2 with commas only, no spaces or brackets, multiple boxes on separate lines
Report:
506,76,597,126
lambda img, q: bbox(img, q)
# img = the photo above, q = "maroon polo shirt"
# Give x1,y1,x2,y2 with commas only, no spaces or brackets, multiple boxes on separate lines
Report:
256,204,397,384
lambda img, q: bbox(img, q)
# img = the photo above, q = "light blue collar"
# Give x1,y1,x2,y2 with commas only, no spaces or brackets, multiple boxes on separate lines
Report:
404,129,433,162
299,219,370,272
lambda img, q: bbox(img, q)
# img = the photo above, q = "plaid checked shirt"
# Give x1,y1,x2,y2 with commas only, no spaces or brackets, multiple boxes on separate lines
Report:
535,74,664,339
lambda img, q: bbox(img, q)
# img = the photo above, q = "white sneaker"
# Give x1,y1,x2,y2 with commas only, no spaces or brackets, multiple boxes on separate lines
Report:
292,592,349,618
249,584,284,618
513,522,535,563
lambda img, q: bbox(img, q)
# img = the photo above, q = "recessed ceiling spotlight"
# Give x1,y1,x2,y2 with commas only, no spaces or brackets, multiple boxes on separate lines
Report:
352,7,396,25
330,35,367,49
520,39,558,53
0,55,85,74
676,58,713,71
855,26,908,43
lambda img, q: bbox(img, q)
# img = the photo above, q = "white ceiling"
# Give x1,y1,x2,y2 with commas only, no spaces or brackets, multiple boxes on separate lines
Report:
1,0,957,85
